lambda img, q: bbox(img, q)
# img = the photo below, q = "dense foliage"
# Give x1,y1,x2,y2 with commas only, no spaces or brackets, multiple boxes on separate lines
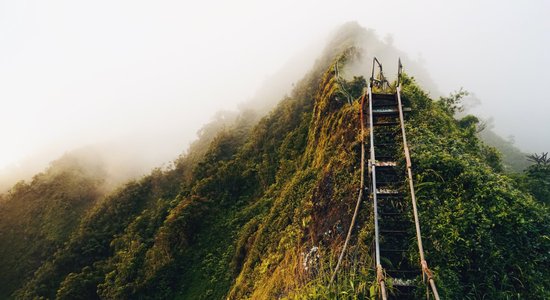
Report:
403,78,549,298
0,22,548,299
478,127,531,172
519,155,550,205
0,154,106,298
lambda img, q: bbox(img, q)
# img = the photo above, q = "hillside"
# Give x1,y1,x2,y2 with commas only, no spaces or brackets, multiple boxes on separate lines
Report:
0,152,107,298
1,23,548,299
478,128,531,172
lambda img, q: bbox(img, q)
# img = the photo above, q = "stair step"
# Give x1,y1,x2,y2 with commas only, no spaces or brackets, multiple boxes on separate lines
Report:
372,107,411,115
375,184,401,190
392,278,416,287
387,270,420,282
374,130,398,135
379,212,402,216
374,161,397,167
373,108,399,115
372,93,396,100
377,188,400,195
373,104,398,110
375,180,397,185
374,121,399,126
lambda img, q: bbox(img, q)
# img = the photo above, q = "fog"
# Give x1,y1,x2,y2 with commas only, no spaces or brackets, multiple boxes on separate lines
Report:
1,0,549,190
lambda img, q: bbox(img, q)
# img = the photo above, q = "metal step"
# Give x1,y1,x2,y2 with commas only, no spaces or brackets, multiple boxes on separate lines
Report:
377,188,401,195
379,214,411,227
379,212,403,216
392,278,416,287
386,269,419,280
372,107,411,115
374,121,399,127
374,161,397,167
373,104,398,111
372,93,396,100
374,156,398,162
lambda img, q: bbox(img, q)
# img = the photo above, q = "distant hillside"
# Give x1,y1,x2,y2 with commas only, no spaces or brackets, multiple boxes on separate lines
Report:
1,22,548,299
478,127,531,172
0,153,106,298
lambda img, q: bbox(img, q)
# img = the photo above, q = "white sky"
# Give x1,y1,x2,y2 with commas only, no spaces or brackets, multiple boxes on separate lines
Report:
1,0,549,175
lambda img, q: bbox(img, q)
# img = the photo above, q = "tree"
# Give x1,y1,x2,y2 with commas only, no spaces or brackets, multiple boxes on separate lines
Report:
524,152,550,205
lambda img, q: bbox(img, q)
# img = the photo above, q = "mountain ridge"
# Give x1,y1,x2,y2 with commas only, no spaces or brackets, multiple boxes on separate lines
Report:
0,22,548,299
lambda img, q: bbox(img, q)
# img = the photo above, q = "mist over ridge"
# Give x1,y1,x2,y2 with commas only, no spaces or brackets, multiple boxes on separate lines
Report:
0,18,548,299
1,1,549,190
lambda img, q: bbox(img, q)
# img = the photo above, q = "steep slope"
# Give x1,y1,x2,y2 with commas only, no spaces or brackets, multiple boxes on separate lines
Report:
0,153,106,298
399,81,549,298
478,128,531,172
3,22,549,299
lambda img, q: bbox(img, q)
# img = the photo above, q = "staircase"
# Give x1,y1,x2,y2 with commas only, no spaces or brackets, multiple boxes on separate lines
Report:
368,92,419,298
330,58,439,299
364,58,440,299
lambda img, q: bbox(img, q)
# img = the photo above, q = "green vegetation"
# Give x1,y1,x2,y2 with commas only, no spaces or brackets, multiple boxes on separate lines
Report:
517,153,550,205
403,78,549,298
0,154,106,299
0,22,548,299
478,127,531,172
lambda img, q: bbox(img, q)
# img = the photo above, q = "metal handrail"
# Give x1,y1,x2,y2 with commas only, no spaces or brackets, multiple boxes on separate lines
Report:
368,83,387,300
368,58,440,299
397,58,403,87
370,57,391,91
331,57,439,299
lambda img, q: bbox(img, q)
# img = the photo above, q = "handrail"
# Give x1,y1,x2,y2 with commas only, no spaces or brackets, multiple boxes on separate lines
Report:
397,58,403,87
370,57,390,91
368,83,387,300
330,58,440,299
396,72,440,300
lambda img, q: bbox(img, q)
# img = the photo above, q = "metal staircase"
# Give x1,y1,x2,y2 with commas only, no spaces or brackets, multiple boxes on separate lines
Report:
364,59,440,299
330,58,440,299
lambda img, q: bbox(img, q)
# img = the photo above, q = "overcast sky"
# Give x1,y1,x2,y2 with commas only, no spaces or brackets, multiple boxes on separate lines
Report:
1,0,549,177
